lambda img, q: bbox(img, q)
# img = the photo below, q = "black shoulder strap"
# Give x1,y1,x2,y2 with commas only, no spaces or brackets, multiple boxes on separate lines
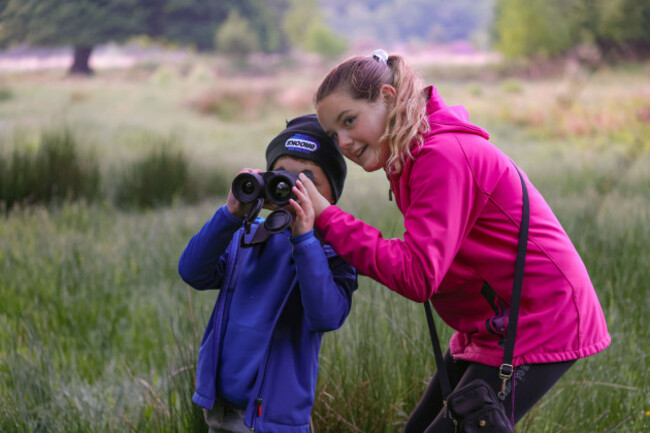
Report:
423,166,529,401
424,301,452,397
500,168,529,373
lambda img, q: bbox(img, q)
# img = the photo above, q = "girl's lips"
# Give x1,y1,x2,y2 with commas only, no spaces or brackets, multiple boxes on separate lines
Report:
356,145,367,158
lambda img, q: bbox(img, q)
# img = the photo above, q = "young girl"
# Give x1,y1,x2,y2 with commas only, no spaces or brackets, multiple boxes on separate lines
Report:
291,51,610,432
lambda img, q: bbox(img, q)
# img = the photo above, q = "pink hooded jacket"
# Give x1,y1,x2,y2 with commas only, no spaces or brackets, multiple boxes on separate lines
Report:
315,86,610,366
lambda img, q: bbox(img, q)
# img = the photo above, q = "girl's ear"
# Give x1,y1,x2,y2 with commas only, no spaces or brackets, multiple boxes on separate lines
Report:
380,84,396,101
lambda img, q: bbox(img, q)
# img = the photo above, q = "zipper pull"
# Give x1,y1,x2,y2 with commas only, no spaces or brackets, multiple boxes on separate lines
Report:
388,187,393,201
255,398,263,417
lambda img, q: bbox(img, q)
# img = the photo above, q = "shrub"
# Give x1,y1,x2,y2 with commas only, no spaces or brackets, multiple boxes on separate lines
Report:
0,87,12,102
114,140,190,209
0,128,101,211
214,10,260,64
304,21,347,60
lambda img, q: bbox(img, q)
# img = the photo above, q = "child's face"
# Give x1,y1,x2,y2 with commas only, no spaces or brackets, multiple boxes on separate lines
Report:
271,156,334,204
316,88,392,172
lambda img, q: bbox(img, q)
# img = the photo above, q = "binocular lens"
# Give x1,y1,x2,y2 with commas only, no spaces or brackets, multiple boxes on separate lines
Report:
271,180,292,201
242,181,256,195
232,172,264,203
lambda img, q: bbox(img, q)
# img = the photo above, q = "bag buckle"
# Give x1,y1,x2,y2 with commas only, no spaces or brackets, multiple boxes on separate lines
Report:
498,364,513,400
499,364,513,380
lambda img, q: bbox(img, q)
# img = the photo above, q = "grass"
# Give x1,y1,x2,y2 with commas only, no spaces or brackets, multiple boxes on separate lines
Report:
0,58,648,432
0,128,101,210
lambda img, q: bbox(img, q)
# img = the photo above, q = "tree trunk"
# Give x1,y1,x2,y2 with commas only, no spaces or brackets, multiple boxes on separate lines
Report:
69,45,94,75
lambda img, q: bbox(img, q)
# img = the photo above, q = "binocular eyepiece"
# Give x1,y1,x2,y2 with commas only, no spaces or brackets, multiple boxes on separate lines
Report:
232,170,312,206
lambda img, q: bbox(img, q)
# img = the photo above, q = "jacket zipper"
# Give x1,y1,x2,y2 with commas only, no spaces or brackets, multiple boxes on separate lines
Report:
249,338,272,431
248,286,296,429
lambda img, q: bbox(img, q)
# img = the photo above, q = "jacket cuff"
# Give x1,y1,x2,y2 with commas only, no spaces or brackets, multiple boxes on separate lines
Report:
290,229,315,246
218,204,245,226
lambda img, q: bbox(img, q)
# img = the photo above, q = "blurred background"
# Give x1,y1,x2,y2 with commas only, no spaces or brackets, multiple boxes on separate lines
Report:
0,1,648,432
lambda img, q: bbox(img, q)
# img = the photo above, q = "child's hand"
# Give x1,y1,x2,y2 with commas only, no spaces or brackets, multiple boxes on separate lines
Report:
227,168,261,218
289,178,315,236
296,173,331,218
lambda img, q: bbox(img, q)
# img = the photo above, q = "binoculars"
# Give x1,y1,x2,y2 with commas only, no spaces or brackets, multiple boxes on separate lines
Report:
232,170,312,206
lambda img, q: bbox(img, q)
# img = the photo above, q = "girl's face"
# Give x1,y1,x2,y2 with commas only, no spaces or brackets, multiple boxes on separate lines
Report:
316,87,394,172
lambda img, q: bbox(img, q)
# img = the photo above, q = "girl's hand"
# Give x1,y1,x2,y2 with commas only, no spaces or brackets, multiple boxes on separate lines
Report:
226,168,261,218
289,179,315,237
296,172,331,218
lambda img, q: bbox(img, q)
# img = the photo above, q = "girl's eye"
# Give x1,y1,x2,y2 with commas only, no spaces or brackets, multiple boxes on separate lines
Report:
344,116,355,126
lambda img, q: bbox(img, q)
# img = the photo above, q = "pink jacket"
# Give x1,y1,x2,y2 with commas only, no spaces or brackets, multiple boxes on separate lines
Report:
315,86,610,366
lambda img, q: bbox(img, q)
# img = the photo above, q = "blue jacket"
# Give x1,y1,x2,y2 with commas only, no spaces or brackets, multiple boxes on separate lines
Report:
178,206,357,432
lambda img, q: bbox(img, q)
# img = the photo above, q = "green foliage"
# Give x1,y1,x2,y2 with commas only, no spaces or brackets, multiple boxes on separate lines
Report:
303,20,347,59
0,0,284,68
112,137,231,210
0,128,101,211
0,123,232,212
494,0,650,58
235,0,288,53
214,10,260,59
0,0,144,47
494,0,576,58
0,87,13,102
157,0,282,52
283,0,346,57
114,139,190,209
283,0,319,48
596,0,650,47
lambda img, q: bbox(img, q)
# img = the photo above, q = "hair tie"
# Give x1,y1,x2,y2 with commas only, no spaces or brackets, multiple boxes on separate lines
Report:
371,49,388,65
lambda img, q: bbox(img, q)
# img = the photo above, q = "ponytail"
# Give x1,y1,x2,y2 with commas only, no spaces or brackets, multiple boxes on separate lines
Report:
384,55,429,173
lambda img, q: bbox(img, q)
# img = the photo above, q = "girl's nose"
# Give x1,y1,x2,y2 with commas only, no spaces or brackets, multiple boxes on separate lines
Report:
337,131,353,149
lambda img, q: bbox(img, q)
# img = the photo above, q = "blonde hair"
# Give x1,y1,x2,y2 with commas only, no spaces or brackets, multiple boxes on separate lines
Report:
315,54,429,173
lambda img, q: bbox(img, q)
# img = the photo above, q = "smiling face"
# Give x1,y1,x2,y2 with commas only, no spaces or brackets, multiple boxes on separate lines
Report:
271,156,334,204
316,88,393,172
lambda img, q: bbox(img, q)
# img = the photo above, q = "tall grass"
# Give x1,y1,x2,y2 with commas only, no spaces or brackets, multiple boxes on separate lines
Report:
0,128,101,211
0,201,213,432
114,139,191,209
0,129,232,212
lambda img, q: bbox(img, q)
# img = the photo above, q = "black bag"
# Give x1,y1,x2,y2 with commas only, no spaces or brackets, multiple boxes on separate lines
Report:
421,166,529,433
446,379,514,433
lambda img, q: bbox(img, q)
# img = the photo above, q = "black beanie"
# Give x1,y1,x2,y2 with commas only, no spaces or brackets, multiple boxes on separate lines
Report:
266,114,347,203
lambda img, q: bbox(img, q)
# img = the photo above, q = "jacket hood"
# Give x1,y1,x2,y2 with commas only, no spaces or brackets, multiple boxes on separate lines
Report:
423,85,490,140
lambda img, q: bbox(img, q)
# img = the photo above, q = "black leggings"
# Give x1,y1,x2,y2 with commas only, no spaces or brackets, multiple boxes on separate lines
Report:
403,350,576,433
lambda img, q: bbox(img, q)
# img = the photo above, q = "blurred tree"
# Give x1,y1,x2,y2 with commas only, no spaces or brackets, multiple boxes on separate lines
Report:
494,0,574,58
158,0,284,53
303,21,347,59
0,0,145,74
214,10,260,64
0,0,285,74
595,0,650,54
494,0,650,59
284,0,347,57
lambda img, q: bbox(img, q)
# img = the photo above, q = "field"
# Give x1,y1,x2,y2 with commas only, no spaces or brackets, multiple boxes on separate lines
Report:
0,54,648,432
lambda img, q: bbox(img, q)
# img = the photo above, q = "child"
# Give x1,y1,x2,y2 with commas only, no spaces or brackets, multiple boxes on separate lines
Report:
178,114,357,433
295,50,610,432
